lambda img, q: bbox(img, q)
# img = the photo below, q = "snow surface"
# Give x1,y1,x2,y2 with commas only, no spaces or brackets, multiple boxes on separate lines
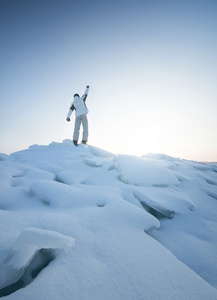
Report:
0,140,217,299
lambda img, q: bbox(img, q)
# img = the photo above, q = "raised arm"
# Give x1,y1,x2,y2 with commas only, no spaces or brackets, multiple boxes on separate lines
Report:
82,85,89,102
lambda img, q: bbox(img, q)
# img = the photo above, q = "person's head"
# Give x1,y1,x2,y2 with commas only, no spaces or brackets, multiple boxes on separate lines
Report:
74,93,79,98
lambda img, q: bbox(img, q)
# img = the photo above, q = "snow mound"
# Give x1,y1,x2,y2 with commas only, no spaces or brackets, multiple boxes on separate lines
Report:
0,165,21,187
30,179,86,208
115,155,180,186
0,228,74,297
134,187,196,218
0,141,217,299
56,169,88,185
13,227,75,253
83,157,105,167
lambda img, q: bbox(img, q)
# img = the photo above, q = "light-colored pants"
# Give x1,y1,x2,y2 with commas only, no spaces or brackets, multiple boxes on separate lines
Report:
73,114,88,142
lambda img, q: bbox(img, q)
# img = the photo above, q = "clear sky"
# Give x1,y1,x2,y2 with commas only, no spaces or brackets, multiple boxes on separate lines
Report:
1,0,217,161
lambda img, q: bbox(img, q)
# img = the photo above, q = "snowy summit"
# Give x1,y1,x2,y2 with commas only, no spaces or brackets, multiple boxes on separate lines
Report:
0,140,217,299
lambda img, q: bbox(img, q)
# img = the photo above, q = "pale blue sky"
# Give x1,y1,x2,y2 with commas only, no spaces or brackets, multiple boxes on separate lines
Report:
1,0,217,161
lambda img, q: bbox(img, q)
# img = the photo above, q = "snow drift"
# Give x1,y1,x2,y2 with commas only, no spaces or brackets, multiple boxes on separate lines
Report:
0,140,217,299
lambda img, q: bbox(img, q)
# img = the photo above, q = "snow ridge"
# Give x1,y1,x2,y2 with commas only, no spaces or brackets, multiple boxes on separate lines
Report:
0,140,217,299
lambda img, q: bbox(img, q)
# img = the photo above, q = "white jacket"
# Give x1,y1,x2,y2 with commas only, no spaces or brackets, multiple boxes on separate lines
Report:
67,86,89,118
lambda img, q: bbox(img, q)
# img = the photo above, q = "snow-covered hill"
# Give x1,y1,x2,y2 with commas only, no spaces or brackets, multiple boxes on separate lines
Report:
0,140,217,299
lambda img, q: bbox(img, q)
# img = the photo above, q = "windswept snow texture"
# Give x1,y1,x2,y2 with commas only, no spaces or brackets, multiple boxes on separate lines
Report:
0,140,217,299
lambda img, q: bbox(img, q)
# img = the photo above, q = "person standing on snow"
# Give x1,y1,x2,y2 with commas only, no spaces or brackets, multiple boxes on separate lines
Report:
66,85,89,146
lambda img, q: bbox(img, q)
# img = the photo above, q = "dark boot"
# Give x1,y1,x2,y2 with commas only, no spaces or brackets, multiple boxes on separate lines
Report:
81,140,87,145
73,140,78,146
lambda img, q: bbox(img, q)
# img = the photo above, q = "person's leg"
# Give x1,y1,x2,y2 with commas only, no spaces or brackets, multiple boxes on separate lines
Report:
73,116,82,144
81,114,89,143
